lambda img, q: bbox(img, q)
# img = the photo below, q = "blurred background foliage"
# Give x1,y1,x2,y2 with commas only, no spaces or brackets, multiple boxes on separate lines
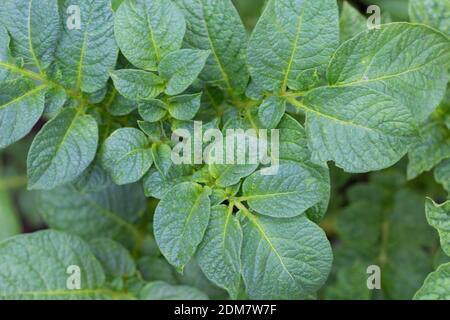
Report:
0,0,447,300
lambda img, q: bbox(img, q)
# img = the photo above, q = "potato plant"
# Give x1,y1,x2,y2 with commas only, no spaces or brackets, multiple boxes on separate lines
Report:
0,0,449,300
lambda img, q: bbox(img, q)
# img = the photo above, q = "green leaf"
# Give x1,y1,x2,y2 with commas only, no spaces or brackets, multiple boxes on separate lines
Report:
414,263,450,300
425,199,450,256
89,238,136,278
140,281,208,300
409,0,450,36
143,165,194,199
0,25,11,81
407,116,450,179
159,49,210,96
0,79,47,149
138,99,168,122
104,87,136,116
74,159,112,193
242,161,328,218
151,143,172,176
247,0,339,92
240,212,332,299
434,159,450,192
1,0,60,73
175,0,249,94
339,1,366,43
101,128,153,185
258,96,286,129
114,0,186,71
37,183,145,242
197,205,242,299
44,87,67,116
137,257,177,283
27,108,99,190
56,0,118,93
167,93,202,120
327,23,450,122
0,192,21,241
0,230,111,299
297,86,417,173
110,69,165,101
154,182,211,272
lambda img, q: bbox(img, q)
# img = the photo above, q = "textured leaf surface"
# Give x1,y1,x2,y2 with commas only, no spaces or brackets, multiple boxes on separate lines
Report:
143,165,194,199
89,238,136,278
27,108,99,190
409,0,450,35
110,69,165,101
434,159,450,192
300,86,417,172
1,0,60,72
138,99,167,122
0,79,47,149
197,205,242,299
167,93,202,120
37,183,145,241
140,281,208,300
240,213,332,299
258,96,286,129
247,0,339,92
175,0,249,94
327,23,450,122
414,263,450,300
101,128,153,185
242,161,328,218
114,0,185,71
159,49,210,96
425,199,450,256
154,182,211,272
407,117,450,179
0,231,109,299
56,0,118,93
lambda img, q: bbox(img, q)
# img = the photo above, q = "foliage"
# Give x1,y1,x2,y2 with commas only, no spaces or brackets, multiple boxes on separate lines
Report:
0,0,449,300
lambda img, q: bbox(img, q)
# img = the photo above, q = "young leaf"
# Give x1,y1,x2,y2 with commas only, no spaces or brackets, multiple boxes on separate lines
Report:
154,182,211,272
37,183,145,241
151,143,172,176
242,161,328,218
89,238,136,278
110,69,165,101
297,86,417,172
167,93,202,120
143,165,194,199
197,205,243,299
56,0,118,93
240,212,333,299
327,23,450,122
114,0,186,71
425,199,450,256
140,281,208,300
414,263,450,300
138,99,168,122
247,0,339,92
257,96,286,129
101,128,153,185
1,0,60,73
0,230,110,299
27,108,99,190
159,49,210,96
0,79,47,149
175,0,249,94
